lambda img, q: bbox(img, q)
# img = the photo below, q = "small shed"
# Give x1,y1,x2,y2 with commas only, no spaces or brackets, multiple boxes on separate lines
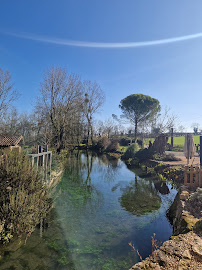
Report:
0,135,24,152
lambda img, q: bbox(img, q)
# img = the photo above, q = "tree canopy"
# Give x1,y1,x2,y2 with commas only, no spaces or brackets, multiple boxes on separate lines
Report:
119,94,160,141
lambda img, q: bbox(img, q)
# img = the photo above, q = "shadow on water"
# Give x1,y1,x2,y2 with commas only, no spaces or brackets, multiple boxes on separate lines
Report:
0,151,177,270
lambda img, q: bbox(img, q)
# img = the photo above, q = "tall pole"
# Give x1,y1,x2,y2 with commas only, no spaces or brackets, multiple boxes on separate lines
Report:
200,136,202,167
187,134,190,165
171,128,174,148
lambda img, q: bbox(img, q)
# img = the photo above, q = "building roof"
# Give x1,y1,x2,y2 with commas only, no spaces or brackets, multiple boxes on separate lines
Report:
0,135,24,146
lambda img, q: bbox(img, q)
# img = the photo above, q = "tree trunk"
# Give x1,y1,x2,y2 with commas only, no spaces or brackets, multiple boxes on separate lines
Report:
90,123,93,145
87,123,90,147
56,128,64,153
134,118,138,143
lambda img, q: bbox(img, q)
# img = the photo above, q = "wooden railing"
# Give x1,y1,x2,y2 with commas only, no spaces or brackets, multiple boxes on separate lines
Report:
184,166,202,187
28,145,52,182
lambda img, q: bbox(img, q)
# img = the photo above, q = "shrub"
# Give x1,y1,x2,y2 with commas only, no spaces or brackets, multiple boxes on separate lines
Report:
96,137,110,151
122,144,139,160
136,139,144,148
0,151,51,243
119,137,132,146
106,140,120,152
134,147,155,162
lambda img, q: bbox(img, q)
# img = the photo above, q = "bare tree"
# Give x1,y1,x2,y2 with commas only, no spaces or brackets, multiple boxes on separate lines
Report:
0,68,18,119
191,123,200,135
151,107,177,136
37,66,82,152
83,81,105,145
0,108,20,136
178,125,185,133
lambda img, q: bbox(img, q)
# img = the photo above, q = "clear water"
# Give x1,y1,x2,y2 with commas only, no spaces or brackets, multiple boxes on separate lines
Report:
0,152,177,270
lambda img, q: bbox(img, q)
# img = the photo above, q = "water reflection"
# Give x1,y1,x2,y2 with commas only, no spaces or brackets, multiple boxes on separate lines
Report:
119,176,161,215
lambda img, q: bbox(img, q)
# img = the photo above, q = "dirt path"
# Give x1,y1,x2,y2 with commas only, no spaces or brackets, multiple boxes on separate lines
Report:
162,151,200,167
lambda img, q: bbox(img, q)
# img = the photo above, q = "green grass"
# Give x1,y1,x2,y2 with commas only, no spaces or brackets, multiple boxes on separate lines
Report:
144,135,200,147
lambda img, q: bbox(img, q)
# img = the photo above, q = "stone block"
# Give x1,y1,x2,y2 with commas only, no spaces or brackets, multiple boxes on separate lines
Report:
180,191,189,201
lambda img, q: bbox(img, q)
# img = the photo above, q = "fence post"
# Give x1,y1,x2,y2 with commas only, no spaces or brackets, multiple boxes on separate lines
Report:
195,166,199,187
190,165,194,186
32,157,34,167
200,136,202,166
184,166,188,185
200,168,202,188
171,127,174,148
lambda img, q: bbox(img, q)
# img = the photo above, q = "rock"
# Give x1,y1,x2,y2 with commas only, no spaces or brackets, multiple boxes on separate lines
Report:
182,212,199,231
192,246,202,257
177,259,191,270
148,262,161,269
180,191,189,201
130,186,202,270
135,262,144,267
131,266,141,270
153,250,168,267
193,219,202,235
182,250,191,260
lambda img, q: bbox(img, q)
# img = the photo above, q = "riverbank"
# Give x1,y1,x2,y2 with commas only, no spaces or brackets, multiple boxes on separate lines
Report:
130,187,202,269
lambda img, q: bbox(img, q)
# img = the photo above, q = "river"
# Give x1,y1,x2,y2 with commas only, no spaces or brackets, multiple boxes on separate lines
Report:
0,151,177,270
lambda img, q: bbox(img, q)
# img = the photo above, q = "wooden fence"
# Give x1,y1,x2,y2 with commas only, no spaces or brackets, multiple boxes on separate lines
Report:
184,166,202,187
28,145,52,182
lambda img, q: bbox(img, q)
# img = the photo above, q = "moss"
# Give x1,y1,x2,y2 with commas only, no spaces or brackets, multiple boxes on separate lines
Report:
193,219,202,234
183,215,199,231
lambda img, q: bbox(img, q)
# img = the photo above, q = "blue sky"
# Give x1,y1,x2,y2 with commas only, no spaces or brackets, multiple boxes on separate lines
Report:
1,0,202,131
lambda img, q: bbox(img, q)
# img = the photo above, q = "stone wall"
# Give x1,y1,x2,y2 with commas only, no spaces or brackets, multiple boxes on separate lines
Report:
130,187,202,270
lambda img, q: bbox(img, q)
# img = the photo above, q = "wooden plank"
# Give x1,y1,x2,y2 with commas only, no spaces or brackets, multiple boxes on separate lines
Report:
28,151,52,158
171,128,174,147
190,166,194,186
50,152,52,180
184,166,188,185
37,156,39,171
200,136,202,166
195,166,199,187
200,169,202,188
32,157,34,167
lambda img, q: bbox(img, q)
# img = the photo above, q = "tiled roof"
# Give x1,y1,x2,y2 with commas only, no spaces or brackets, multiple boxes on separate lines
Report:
0,135,24,146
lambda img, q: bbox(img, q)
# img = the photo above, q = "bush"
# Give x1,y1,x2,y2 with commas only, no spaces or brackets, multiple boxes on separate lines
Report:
0,151,51,243
119,137,132,146
122,144,139,160
134,148,155,162
96,137,110,151
136,139,144,148
106,140,120,152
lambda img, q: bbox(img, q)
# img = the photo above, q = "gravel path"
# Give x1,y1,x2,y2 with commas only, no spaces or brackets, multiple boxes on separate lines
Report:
163,151,200,167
